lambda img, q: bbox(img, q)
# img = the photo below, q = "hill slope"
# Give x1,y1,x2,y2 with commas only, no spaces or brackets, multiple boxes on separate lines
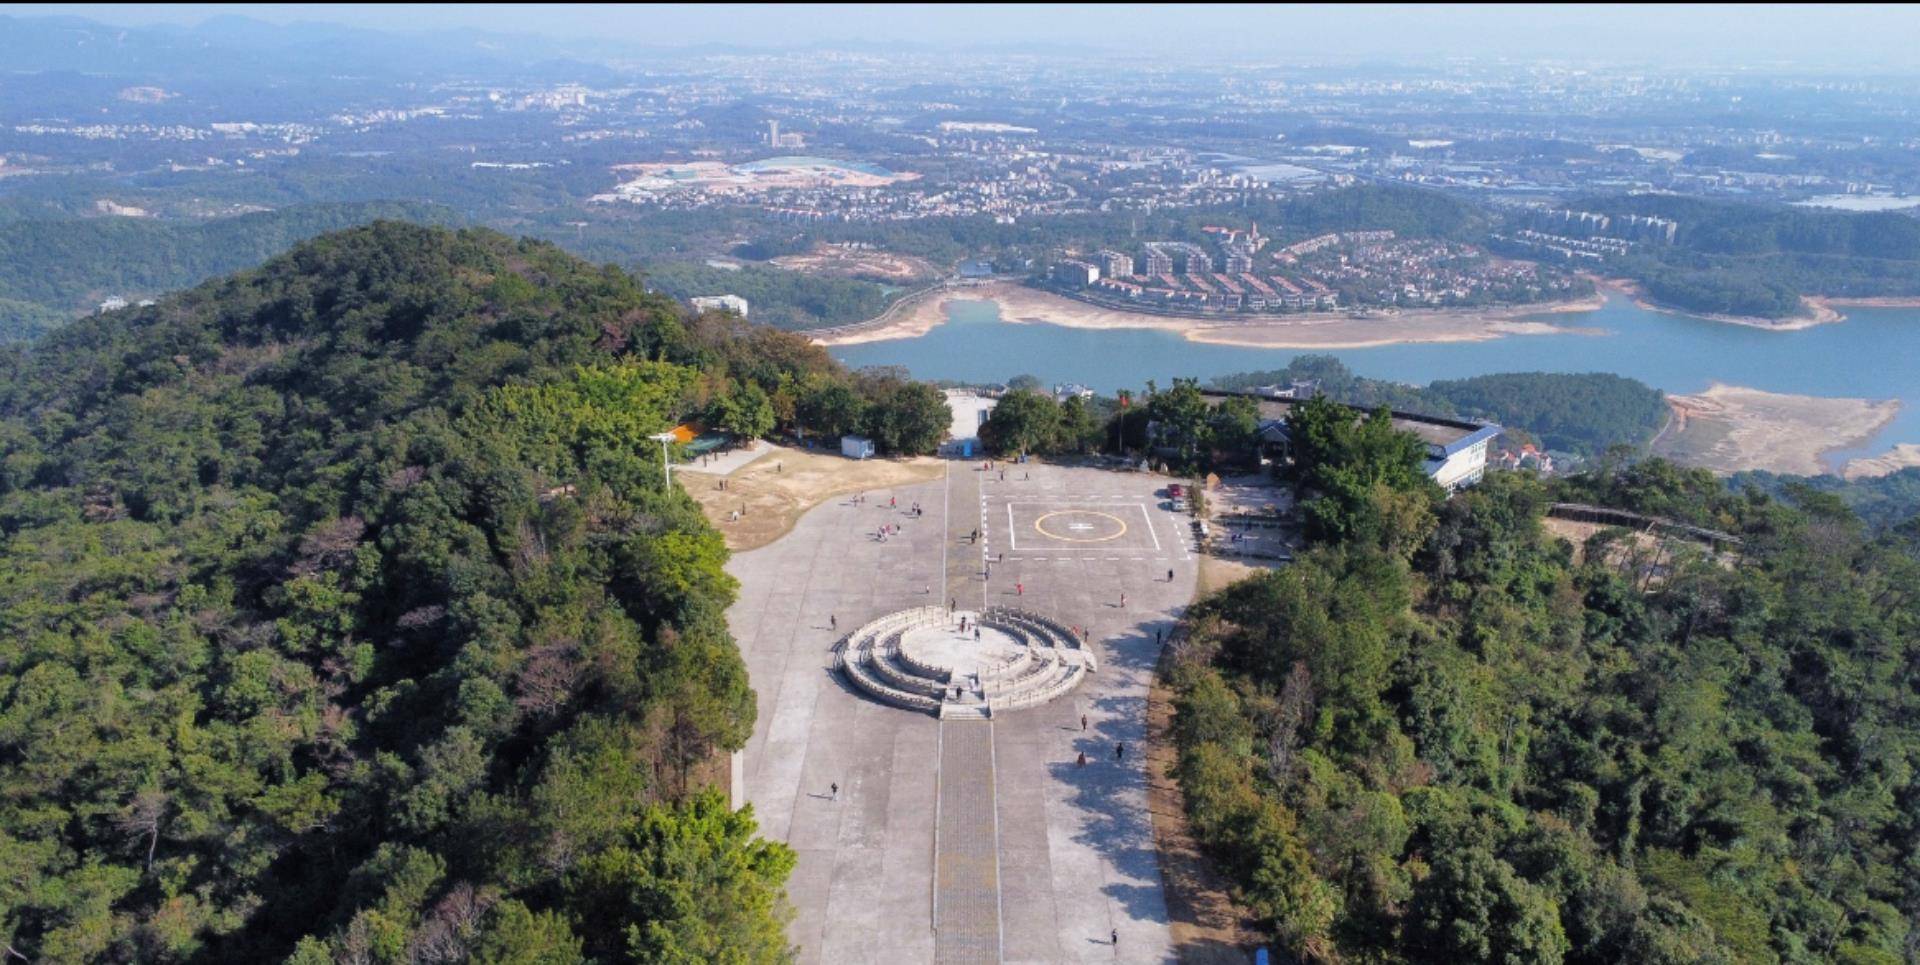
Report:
0,201,458,342
1170,454,1920,962
0,222,877,961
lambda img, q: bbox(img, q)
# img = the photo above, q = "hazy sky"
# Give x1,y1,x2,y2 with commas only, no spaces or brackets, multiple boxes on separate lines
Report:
6,3,1920,68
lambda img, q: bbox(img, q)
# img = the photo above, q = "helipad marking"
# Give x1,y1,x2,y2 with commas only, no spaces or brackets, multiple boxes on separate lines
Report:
1032,509,1129,543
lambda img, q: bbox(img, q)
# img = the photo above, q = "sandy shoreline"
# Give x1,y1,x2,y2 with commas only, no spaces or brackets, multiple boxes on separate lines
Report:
1600,277,1843,330
1841,443,1920,480
1812,295,1920,310
1656,383,1902,476
819,285,1920,479
811,285,974,345
813,280,1607,349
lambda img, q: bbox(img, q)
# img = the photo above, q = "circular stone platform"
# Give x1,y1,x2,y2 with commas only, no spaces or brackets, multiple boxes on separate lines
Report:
900,624,1024,683
834,606,1098,717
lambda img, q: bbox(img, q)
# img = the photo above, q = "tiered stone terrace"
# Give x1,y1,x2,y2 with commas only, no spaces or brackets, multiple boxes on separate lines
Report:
834,606,1098,718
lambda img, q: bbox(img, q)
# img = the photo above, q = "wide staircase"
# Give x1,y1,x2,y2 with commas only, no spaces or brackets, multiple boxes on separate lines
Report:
832,605,1097,717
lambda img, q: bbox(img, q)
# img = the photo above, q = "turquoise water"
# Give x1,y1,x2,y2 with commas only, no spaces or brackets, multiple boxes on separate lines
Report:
738,156,893,177
833,295,1920,469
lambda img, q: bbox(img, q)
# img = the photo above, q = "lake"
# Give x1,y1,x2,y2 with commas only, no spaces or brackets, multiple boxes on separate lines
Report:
737,156,895,177
832,294,1920,466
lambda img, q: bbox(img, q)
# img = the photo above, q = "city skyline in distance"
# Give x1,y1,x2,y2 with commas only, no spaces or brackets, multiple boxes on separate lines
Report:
3,3,1920,70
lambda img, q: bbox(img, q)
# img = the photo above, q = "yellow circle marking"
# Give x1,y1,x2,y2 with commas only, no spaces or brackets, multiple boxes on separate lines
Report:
1033,509,1128,543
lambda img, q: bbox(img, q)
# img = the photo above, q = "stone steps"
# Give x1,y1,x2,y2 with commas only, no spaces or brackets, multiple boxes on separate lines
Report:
838,605,1094,716
938,702,993,720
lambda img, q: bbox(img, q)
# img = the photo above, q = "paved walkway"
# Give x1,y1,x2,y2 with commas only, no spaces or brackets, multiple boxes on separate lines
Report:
936,721,1001,963
677,439,772,477
726,462,1195,963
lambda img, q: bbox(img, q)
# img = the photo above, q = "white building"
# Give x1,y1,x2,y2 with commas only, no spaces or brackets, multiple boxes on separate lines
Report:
943,390,996,456
1206,389,1501,491
1053,260,1100,287
690,294,750,317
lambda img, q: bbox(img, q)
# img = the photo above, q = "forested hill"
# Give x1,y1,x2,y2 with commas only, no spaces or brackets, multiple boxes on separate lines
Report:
1572,194,1920,318
0,221,950,961
0,200,457,342
1169,414,1920,961
1211,357,1669,458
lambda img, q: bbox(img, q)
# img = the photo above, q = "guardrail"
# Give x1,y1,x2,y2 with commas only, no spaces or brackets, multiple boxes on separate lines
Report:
1546,502,1743,548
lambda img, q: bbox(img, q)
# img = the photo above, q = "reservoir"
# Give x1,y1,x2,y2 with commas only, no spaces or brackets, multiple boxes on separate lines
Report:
833,294,1920,466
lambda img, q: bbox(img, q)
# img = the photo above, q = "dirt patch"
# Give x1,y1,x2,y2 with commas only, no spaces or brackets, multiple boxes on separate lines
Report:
1541,517,1662,567
1655,383,1900,475
679,444,945,552
1148,672,1262,964
1197,556,1278,596
1542,516,1736,586
772,244,938,284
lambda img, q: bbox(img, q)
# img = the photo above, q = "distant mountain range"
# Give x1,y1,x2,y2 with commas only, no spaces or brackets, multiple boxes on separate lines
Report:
0,12,1119,86
0,13,622,84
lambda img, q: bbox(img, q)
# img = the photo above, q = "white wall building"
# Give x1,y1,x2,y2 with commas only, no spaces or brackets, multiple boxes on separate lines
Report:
690,294,750,317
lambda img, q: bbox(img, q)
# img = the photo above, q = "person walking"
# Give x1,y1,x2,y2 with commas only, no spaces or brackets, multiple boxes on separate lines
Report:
1016,582,1023,596
1115,742,1126,762
830,782,838,801
1081,714,1088,732
830,614,837,631
1076,751,1087,768
1119,592,1127,609
1168,568,1174,583
1111,929,1118,949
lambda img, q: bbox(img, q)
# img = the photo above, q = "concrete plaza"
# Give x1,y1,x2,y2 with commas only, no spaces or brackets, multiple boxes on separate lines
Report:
726,460,1199,963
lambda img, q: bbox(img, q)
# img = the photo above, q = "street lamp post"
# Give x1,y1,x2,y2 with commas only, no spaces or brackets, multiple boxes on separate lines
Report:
650,432,676,492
